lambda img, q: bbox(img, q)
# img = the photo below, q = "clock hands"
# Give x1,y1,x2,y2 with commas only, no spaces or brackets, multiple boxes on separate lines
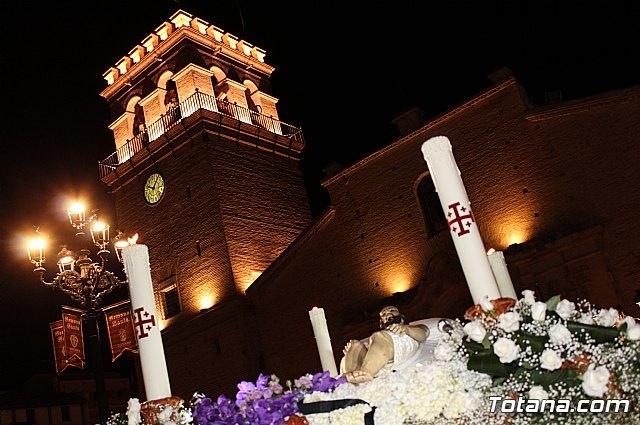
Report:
146,175,157,190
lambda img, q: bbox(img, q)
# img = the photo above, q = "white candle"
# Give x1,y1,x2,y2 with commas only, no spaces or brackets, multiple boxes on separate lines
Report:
421,136,501,304
487,250,518,299
308,307,338,376
122,244,172,400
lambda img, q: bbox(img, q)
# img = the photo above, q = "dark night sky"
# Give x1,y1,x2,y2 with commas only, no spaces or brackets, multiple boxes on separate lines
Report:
1,0,639,389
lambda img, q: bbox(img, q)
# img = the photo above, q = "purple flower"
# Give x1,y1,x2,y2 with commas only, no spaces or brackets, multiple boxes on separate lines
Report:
293,375,313,390
311,371,345,392
191,371,347,425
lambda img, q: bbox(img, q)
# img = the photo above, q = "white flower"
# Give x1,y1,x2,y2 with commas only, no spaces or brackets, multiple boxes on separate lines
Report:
529,385,549,400
157,406,173,424
622,316,640,340
493,337,520,363
627,324,640,341
621,316,636,328
539,348,563,371
126,398,141,425
582,364,610,397
595,308,618,327
555,299,576,320
498,311,521,332
433,340,455,361
463,321,487,343
578,312,595,325
531,301,547,322
548,323,572,345
480,295,494,312
521,289,536,305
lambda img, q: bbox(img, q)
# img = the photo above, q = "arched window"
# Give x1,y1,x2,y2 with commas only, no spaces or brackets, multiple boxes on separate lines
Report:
164,79,181,124
417,175,447,238
132,103,146,136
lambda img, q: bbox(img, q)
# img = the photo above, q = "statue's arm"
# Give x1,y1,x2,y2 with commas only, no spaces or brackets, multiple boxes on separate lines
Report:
386,322,429,342
405,323,429,342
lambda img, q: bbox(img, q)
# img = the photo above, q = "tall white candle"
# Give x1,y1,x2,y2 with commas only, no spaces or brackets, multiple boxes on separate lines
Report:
487,250,518,299
308,307,338,376
421,136,501,303
122,244,172,401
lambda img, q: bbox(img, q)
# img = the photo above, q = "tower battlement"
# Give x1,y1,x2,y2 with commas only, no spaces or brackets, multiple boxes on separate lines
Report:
102,9,269,88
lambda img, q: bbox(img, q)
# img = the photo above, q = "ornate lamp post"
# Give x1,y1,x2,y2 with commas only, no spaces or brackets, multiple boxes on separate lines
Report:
27,202,132,424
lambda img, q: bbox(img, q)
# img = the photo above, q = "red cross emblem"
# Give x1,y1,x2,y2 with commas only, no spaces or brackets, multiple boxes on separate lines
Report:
132,307,156,339
447,201,475,237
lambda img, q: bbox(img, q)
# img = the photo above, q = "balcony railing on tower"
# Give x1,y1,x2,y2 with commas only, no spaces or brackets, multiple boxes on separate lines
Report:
98,90,304,178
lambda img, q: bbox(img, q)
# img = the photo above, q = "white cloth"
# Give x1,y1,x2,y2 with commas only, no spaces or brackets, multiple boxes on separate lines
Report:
339,318,451,376
388,330,421,365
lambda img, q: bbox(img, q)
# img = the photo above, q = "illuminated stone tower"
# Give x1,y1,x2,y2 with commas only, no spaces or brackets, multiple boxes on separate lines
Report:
98,10,312,396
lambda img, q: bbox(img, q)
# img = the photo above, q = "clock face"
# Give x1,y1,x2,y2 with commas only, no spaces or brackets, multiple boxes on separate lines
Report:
144,173,165,204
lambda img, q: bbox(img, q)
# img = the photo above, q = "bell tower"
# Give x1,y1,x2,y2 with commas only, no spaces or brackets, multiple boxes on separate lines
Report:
98,10,312,328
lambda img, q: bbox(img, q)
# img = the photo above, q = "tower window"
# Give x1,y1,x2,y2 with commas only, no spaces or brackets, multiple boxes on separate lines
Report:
417,176,447,238
161,284,181,319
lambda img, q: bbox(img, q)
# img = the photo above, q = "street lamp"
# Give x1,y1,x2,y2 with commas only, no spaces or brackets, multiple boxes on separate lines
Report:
27,202,133,424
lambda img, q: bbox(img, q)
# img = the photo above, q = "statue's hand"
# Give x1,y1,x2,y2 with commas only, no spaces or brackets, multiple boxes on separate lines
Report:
385,323,407,334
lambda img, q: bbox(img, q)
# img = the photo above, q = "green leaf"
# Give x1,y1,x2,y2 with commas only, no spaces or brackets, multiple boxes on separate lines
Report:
462,339,486,354
546,294,562,311
566,321,620,343
530,368,579,387
467,351,510,377
482,333,491,350
513,331,549,353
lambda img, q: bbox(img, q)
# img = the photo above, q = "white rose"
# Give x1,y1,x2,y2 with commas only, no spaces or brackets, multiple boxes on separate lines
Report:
498,311,521,332
493,337,520,363
578,312,595,325
464,321,487,343
621,316,636,328
626,324,640,341
595,308,618,327
521,289,537,305
582,364,610,397
531,301,547,322
529,385,549,400
548,323,572,345
555,299,576,320
539,348,563,371
480,295,494,312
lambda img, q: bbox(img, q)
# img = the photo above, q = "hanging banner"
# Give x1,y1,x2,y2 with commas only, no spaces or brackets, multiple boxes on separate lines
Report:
61,306,86,368
50,320,77,373
50,319,84,373
50,320,66,373
104,300,139,361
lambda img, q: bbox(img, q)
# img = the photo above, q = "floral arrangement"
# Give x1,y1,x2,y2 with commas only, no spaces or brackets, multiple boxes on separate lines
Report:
107,292,640,425
108,371,345,425
299,357,493,425
435,291,640,424
190,371,345,425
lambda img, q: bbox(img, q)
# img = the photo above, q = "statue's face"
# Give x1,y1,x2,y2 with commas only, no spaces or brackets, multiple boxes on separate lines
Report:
379,306,401,328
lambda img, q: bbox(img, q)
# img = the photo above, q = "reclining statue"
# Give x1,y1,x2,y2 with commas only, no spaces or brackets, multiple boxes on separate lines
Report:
340,305,429,384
